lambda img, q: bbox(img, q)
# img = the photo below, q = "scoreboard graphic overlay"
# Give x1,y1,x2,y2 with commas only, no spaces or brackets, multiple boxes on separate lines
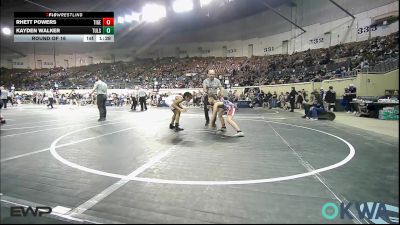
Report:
14,12,114,42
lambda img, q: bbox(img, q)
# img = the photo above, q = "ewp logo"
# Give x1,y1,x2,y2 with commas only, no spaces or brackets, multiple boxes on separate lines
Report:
10,206,52,217
321,202,399,224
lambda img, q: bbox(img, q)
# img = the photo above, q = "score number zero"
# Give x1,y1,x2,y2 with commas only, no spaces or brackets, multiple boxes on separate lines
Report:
91,27,113,34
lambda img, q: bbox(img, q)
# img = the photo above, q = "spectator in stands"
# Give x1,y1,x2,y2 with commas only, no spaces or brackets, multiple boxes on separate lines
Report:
0,32,398,92
342,87,352,113
360,59,369,72
278,92,285,109
302,90,315,118
1,86,8,109
271,91,278,108
120,94,125,107
256,91,264,107
320,87,325,99
324,86,336,112
46,89,54,109
289,87,298,112
59,94,64,105
263,91,272,108
308,91,325,120
69,90,78,107
15,93,22,105
348,84,357,114
296,90,304,109
284,92,291,110
378,90,396,100
302,89,308,102
393,90,399,100
302,91,324,120
131,95,138,111
7,91,14,107
157,94,163,106
0,99,5,124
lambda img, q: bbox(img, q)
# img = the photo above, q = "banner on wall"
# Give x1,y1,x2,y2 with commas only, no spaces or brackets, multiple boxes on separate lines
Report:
370,22,393,38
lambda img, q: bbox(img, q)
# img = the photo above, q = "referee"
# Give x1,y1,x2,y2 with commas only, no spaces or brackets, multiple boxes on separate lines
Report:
203,69,224,127
138,88,147,111
90,76,108,121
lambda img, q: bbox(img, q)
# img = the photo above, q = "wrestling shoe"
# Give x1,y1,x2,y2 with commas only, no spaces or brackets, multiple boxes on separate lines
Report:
175,126,184,132
216,127,227,134
233,131,245,137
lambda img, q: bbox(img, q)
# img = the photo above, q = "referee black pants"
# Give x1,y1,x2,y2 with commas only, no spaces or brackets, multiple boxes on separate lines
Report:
2,99,7,108
47,98,54,108
97,94,107,119
290,99,295,112
131,100,137,110
139,97,147,111
8,97,13,106
203,94,209,123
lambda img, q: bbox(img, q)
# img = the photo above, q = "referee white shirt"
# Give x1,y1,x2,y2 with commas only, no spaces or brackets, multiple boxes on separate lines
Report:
93,80,108,95
1,89,8,100
138,89,146,98
203,77,222,95
47,90,54,98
